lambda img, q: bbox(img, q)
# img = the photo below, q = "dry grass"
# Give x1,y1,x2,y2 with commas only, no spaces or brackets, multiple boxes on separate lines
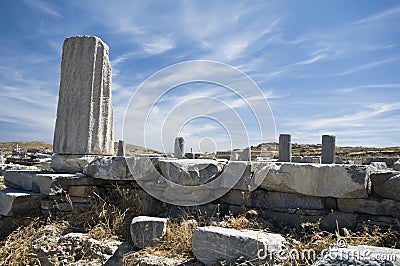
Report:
0,219,42,265
0,184,141,265
148,219,198,258
279,220,400,265
61,185,144,241
0,188,398,266
0,175,5,190
0,218,69,265
130,211,400,266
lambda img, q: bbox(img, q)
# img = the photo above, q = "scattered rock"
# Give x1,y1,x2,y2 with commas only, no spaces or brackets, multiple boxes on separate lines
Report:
130,216,168,249
104,242,134,266
33,232,121,265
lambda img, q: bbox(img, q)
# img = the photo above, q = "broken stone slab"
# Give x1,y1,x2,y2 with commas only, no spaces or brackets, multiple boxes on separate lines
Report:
0,164,39,175
0,188,44,216
219,161,254,190
53,36,114,155
51,154,97,173
370,171,400,201
158,159,226,186
394,159,400,171
257,163,370,198
219,189,325,210
130,216,168,249
192,226,285,265
4,170,102,195
314,245,400,266
364,157,400,168
370,162,387,169
84,156,128,180
84,156,167,181
337,197,400,216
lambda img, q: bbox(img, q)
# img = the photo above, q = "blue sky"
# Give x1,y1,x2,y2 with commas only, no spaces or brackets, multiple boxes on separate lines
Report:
1,0,400,151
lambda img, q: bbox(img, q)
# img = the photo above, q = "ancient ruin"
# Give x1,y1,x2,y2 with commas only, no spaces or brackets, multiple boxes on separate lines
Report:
0,36,399,265
53,36,114,155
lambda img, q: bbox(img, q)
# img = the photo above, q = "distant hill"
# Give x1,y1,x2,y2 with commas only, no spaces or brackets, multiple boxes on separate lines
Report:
1,141,398,160
0,141,161,155
0,141,53,154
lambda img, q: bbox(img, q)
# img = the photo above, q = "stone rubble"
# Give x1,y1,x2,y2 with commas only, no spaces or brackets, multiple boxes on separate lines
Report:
33,231,122,265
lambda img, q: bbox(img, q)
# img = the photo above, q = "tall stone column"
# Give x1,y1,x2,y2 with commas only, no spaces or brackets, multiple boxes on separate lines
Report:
117,140,125,156
321,135,336,164
278,134,292,162
174,137,185,159
53,36,114,155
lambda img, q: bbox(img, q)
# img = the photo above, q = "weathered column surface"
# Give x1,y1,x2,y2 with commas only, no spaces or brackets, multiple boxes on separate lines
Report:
174,137,185,159
53,36,114,155
321,135,335,164
278,134,292,162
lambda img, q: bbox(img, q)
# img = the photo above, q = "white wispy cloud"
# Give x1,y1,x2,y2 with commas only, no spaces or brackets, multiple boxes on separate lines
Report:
287,103,400,130
336,83,400,93
337,57,400,76
142,36,175,55
354,4,400,24
22,0,63,18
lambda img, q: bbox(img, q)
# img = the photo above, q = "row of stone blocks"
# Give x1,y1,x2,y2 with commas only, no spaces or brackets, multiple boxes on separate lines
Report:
1,160,399,232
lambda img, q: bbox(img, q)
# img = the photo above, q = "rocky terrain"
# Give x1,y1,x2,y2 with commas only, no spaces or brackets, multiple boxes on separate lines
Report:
253,142,400,160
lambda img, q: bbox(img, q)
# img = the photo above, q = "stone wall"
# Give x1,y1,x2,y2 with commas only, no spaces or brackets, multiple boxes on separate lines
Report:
1,159,399,239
